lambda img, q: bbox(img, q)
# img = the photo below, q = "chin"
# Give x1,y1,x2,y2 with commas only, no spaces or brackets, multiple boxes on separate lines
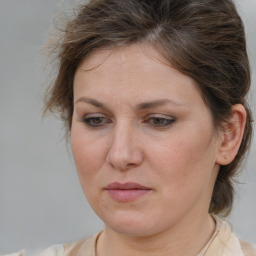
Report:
109,222,155,237
100,210,162,237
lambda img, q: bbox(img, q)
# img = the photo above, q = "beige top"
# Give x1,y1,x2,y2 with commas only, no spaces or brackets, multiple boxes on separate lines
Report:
9,216,255,256
39,216,256,256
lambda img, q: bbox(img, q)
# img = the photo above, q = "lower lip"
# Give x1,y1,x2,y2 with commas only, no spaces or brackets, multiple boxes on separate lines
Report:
106,189,151,202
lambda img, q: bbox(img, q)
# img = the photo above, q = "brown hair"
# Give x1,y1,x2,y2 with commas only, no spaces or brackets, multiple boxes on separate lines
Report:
44,0,253,216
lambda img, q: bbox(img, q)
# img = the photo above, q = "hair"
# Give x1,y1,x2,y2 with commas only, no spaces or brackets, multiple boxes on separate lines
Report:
44,0,253,216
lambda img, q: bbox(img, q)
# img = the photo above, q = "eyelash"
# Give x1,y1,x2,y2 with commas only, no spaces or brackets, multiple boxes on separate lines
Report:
146,117,176,127
82,117,110,127
82,116,176,128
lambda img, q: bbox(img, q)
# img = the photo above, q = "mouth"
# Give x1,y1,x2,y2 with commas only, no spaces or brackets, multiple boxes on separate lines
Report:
104,182,152,202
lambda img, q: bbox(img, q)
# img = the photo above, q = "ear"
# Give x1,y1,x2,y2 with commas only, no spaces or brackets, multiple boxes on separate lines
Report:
216,104,247,165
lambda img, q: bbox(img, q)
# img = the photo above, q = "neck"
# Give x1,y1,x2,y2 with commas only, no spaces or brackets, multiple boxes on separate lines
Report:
97,213,216,256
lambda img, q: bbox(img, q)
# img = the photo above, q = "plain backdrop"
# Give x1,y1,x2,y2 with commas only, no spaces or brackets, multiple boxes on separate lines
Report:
0,0,255,255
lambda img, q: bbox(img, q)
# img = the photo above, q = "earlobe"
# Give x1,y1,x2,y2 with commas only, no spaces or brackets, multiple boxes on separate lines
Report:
216,104,247,165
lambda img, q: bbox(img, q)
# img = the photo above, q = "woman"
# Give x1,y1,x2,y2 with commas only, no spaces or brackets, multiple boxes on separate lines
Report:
40,0,255,255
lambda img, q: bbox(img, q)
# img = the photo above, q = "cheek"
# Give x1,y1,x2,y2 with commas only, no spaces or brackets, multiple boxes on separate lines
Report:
148,127,217,192
71,126,107,188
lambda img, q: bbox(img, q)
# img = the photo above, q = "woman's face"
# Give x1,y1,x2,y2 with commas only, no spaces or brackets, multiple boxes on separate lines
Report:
71,44,221,236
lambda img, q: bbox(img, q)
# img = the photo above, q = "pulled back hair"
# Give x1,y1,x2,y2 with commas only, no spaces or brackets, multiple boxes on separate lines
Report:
44,0,253,216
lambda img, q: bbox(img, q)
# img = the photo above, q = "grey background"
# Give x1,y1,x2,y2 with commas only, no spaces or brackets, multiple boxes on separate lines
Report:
0,0,255,255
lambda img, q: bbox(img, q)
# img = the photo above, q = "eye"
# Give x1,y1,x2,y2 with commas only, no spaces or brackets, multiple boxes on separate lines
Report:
146,116,176,127
82,116,110,127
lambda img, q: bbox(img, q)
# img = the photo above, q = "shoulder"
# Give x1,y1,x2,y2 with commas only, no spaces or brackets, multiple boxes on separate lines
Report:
210,215,256,256
40,232,101,256
39,244,64,256
63,232,100,256
239,240,256,256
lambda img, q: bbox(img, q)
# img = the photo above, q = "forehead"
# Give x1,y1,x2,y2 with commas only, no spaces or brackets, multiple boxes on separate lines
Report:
74,43,204,108
78,43,169,70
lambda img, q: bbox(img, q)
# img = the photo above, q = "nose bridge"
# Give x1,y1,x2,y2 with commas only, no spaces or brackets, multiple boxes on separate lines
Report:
107,119,143,170
113,120,131,147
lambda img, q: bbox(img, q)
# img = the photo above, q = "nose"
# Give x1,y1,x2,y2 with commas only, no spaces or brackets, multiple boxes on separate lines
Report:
106,122,144,171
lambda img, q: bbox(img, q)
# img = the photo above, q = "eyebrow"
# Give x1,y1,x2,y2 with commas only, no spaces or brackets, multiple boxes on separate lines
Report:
75,97,106,108
137,98,183,110
75,97,184,110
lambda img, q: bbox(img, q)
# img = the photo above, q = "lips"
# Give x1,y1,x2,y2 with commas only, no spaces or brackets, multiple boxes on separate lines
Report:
105,182,152,202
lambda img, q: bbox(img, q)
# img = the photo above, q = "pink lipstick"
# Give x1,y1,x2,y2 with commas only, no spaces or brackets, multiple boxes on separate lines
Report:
105,182,152,202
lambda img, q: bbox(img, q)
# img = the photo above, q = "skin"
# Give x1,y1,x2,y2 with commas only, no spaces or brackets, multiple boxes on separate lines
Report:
71,43,246,256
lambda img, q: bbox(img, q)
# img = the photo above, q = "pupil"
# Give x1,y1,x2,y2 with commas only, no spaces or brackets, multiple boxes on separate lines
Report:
94,118,102,124
155,118,163,124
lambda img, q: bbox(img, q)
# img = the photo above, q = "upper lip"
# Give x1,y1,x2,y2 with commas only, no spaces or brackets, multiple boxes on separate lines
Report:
105,182,151,190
